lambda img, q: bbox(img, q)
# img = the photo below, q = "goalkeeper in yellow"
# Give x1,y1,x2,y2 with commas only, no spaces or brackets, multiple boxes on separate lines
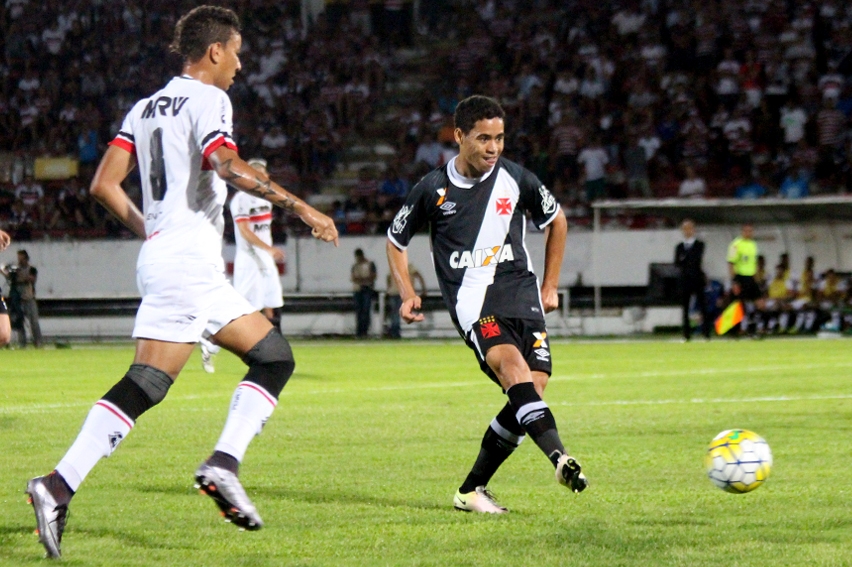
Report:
727,224,764,336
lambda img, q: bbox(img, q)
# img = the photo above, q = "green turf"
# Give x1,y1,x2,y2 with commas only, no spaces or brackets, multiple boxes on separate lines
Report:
1,338,851,566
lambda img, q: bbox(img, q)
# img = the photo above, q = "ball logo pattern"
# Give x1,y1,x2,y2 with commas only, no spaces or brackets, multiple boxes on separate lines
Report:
704,429,772,493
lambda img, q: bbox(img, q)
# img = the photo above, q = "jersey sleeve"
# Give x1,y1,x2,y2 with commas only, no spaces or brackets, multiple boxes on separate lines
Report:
386,179,430,250
726,240,739,264
197,90,238,159
518,169,560,229
109,110,136,154
230,193,250,223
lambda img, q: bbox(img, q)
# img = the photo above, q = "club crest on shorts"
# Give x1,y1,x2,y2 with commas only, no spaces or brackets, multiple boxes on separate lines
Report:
479,315,501,339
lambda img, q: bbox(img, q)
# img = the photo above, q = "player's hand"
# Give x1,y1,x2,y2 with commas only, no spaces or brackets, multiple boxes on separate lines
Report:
541,284,560,313
269,247,285,263
400,295,425,323
307,212,339,246
0,230,10,251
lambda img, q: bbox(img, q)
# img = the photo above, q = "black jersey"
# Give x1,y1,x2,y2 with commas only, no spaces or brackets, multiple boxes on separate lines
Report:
387,156,560,334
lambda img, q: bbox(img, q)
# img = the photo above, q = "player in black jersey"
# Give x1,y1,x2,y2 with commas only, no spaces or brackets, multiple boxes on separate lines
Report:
387,95,587,513
0,229,10,345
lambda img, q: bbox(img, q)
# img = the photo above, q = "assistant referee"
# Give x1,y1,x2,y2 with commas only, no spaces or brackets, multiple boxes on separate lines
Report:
727,224,763,335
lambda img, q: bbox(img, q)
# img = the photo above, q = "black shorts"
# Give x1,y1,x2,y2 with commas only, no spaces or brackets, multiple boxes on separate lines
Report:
0,295,7,315
733,275,762,301
465,316,552,387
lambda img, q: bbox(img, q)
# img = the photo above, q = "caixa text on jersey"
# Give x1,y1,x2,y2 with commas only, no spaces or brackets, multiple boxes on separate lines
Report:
448,245,515,269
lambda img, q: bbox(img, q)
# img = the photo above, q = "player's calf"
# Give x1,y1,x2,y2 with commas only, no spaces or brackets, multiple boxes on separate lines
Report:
199,329,295,528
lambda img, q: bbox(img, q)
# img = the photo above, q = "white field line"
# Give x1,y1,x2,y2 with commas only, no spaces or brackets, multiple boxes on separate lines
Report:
3,360,851,415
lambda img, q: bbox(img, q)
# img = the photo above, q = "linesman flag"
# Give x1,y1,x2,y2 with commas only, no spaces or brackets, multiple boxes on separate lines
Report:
715,300,744,335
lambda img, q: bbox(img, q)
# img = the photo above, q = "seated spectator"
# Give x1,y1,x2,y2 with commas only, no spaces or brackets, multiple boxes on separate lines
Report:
413,131,443,169
14,174,45,228
678,165,707,198
778,169,810,198
735,176,768,199
379,165,410,201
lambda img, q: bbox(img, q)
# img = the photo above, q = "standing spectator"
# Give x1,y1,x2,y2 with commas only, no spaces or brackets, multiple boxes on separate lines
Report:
0,229,11,346
550,114,583,186
577,136,609,202
351,248,376,337
0,249,41,347
384,262,425,339
816,97,846,186
623,136,651,197
779,99,808,149
678,165,707,198
674,219,711,341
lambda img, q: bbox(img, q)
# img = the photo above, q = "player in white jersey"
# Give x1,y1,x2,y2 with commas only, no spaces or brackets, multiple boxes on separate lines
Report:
25,7,338,558
201,157,284,373
230,158,284,319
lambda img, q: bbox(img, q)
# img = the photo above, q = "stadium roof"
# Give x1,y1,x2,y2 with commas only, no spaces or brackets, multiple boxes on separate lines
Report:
591,196,852,224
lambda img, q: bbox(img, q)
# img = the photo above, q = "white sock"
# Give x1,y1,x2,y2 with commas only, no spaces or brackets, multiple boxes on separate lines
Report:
214,382,277,462
55,400,134,491
200,337,221,355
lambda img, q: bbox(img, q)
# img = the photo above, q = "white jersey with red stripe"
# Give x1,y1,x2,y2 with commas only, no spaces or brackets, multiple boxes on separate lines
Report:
110,75,237,270
229,191,274,250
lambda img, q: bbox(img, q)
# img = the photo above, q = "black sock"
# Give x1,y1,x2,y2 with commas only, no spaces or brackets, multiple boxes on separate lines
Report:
459,403,524,493
506,382,565,467
46,470,74,506
206,450,239,475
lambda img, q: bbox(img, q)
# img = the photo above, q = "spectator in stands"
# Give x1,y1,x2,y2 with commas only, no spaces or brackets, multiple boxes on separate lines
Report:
14,174,45,229
678,165,707,199
414,131,444,170
779,168,810,198
578,135,609,202
351,248,376,337
735,176,769,199
624,135,651,198
378,165,410,203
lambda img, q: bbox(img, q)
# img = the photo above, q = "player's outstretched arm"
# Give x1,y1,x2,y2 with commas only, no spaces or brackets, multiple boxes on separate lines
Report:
541,207,568,313
90,145,146,239
0,229,10,251
387,240,424,323
209,147,338,246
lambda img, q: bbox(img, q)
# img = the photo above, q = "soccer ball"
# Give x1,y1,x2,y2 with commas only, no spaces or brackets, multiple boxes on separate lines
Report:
704,429,772,493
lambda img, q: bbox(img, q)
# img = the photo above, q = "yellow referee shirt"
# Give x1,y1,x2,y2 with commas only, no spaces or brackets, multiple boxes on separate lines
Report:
727,236,758,276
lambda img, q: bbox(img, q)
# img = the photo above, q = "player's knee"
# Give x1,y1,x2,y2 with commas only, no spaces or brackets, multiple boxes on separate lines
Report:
102,364,173,421
242,328,295,399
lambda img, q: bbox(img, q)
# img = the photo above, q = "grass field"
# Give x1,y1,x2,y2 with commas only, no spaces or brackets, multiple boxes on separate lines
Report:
1,337,851,566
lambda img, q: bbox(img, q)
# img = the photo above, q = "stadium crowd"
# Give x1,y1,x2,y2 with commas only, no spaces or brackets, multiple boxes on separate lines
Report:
2,0,852,240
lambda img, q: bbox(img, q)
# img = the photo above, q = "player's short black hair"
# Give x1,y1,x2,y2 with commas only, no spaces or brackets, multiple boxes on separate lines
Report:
453,95,505,134
17,250,28,260
171,5,241,63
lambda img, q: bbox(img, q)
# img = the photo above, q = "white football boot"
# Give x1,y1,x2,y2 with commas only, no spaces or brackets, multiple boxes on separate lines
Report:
555,453,588,493
453,486,508,514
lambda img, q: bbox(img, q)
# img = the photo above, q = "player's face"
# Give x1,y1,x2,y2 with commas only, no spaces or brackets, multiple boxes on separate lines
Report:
455,117,504,177
214,31,242,91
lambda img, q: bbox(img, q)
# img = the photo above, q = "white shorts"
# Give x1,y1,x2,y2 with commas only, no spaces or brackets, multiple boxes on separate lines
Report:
133,263,257,343
233,250,283,310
